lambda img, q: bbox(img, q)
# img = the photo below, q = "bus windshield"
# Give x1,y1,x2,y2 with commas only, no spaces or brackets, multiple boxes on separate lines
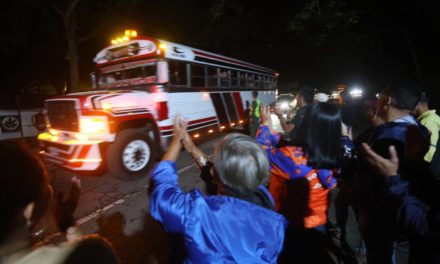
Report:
97,63,157,88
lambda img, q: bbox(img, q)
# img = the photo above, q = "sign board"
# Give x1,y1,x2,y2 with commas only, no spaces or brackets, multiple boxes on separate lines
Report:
0,115,21,133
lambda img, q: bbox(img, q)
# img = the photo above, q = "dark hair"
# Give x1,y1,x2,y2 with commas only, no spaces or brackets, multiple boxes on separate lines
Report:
341,104,353,127
419,92,429,103
293,103,341,169
383,81,422,110
297,87,314,104
252,91,258,98
0,143,49,244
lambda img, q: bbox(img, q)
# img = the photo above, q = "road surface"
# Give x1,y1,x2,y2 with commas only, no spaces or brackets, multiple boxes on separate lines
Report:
39,134,223,264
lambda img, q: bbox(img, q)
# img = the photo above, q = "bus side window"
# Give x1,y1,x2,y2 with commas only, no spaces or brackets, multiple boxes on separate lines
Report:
169,61,188,86
247,74,254,88
231,71,238,88
238,72,245,88
220,70,230,88
207,67,218,87
263,75,269,89
256,75,263,89
191,65,206,87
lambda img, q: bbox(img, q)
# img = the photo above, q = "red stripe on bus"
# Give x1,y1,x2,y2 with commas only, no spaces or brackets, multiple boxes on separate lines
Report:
232,92,245,121
159,116,217,131
69,145,92,168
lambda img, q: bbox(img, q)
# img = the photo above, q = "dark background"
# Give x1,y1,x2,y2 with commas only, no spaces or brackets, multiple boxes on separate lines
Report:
2,0,440,106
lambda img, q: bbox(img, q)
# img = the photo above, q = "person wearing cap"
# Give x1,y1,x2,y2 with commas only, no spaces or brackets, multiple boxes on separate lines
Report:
353,81,431,263
413,92,440,163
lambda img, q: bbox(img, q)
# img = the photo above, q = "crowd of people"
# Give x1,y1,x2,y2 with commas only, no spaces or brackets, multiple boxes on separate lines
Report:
150,82,440,263
2,81,440,264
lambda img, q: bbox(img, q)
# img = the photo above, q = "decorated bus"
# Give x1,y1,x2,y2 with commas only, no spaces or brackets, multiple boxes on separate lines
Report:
38,30,278,180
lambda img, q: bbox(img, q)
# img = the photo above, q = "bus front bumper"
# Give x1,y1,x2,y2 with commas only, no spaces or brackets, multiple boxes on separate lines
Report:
38,132,104,171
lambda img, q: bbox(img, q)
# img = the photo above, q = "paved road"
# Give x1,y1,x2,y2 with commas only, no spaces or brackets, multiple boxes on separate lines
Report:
39,135,224,264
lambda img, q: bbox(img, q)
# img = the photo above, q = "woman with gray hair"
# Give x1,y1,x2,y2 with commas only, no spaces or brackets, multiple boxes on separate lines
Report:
148,118,287,263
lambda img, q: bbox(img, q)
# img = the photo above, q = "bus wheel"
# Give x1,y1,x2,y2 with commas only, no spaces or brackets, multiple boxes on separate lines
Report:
107,129,157,181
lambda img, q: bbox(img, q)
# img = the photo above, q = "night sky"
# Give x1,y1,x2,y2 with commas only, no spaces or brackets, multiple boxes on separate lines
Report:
2,0,440,104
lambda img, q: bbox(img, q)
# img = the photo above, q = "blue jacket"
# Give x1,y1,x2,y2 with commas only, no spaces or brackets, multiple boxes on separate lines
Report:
149,161,288,264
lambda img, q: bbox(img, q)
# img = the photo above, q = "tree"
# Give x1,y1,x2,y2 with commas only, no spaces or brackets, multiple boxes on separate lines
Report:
47,0,136,93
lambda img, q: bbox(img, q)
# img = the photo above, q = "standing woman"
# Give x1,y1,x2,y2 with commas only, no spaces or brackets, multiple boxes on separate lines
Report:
149,118,287,263
256,103,341,263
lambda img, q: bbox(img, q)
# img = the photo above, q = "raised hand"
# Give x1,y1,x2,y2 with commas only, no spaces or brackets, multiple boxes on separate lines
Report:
53,177,81,232
261,106,272,128
172,116,188,141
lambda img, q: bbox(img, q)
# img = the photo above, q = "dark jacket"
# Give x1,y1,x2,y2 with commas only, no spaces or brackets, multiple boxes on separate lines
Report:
353,116,431,263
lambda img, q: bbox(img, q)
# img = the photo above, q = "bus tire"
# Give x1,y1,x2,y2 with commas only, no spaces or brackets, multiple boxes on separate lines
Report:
107,129,157,181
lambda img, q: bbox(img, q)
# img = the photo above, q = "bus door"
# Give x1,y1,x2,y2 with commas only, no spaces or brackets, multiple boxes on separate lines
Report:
221,93,239,125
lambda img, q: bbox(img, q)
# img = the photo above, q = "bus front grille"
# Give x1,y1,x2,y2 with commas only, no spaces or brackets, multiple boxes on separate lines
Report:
46,101,79,132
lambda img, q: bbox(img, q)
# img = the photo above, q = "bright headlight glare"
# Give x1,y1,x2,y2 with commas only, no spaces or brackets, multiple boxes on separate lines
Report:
80,117,107,133
280,102,289,110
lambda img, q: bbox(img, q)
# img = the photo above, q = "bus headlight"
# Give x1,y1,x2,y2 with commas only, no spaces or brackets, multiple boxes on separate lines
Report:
279,102,289,110
80,117,107,134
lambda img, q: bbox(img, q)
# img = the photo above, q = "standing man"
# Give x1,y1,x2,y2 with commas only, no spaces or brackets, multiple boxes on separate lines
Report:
413,92,440,163
275,87,314,141
249,91,261,138
354,82,430,263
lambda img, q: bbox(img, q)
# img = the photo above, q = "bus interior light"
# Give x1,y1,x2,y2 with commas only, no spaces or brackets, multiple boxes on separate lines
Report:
239,120,243,124
193,134,200,138
208,129,214,133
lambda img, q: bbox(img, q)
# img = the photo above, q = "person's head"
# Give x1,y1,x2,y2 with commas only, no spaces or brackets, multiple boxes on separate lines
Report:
296,87,314,107
213,133,269,194
413,92,430,117
293,103,341,169
376,81,422,121
0,143,52,244
252,91,258,99
364,99,384,127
